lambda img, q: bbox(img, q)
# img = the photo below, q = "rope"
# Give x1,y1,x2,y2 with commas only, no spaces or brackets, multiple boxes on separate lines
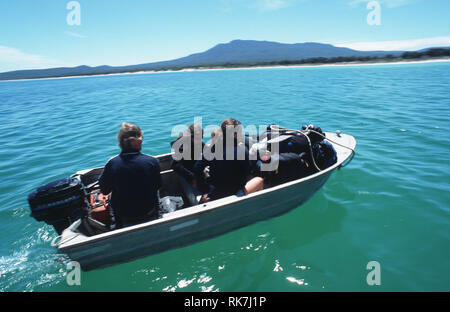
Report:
269,125,321,171
51,232,80,247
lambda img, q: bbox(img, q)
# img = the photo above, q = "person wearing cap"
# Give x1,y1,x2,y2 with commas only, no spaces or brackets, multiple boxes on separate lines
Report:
99,122,161,228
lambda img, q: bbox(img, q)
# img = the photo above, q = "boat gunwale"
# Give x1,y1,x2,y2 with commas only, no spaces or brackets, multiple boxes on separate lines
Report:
58,132,356,251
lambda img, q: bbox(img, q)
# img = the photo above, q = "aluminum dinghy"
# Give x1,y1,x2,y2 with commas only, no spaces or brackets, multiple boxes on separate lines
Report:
56,131,356,270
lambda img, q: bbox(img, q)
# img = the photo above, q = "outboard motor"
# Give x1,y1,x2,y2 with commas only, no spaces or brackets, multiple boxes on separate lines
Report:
28,176,87,234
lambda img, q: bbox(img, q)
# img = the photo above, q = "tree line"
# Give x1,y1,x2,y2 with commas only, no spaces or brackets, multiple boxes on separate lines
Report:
180,48,450,70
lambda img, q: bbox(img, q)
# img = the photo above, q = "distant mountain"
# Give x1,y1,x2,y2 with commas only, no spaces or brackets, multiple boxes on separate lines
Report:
0,40,428,80
153,40,402,65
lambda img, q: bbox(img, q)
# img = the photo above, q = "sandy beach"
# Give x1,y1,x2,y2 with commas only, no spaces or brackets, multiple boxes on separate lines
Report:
2,58,449,82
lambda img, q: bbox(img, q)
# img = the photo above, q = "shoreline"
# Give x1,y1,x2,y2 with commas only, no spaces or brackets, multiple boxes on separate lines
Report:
2,58,450,82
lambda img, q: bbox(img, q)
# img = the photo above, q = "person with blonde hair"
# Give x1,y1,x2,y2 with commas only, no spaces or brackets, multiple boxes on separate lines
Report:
99,122,161,228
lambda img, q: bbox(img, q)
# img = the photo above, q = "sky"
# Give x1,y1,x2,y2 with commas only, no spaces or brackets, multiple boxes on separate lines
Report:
0,0,449,72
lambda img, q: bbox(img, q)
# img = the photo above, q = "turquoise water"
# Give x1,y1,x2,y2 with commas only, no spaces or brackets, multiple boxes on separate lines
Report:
0,62,449,292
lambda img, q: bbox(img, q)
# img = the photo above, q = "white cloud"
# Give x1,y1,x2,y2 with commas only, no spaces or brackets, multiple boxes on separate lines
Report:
65,31,86,38
0,46,72,73
334,36,450,51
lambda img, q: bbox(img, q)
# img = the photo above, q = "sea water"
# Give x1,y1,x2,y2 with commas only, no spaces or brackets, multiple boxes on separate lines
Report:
0,62,449,291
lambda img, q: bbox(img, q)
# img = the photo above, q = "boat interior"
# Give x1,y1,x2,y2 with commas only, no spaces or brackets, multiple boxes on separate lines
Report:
66,132,354,237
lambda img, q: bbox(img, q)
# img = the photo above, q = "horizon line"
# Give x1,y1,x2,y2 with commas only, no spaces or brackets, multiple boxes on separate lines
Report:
1,36,450,74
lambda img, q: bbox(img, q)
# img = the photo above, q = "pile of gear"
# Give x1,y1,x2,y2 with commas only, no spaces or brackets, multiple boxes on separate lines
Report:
246,124,337,187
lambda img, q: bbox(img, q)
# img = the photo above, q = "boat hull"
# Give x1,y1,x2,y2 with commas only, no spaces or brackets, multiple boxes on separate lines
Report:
58,132,355,271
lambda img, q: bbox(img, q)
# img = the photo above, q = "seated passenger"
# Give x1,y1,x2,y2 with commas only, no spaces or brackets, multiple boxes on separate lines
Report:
98,122,161,228
195,118,263,202
170,124,204,206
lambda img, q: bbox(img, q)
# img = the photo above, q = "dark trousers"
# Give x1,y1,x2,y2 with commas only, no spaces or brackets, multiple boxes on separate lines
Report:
120,210,158,228
177,175,200,207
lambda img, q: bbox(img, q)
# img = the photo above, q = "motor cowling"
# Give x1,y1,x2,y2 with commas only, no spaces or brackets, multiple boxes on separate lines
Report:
28,176,87,234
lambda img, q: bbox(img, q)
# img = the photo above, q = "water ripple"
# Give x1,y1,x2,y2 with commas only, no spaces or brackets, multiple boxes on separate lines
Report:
1,62,449,291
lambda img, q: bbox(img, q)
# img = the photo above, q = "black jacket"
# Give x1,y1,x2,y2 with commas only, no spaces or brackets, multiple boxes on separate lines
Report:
170,139,204,182
99,151,161,223
194,143,250,200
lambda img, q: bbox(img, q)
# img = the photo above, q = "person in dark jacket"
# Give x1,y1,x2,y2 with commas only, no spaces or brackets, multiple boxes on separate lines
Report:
170,124,204,206
99,122,161,228
195,118,263,202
